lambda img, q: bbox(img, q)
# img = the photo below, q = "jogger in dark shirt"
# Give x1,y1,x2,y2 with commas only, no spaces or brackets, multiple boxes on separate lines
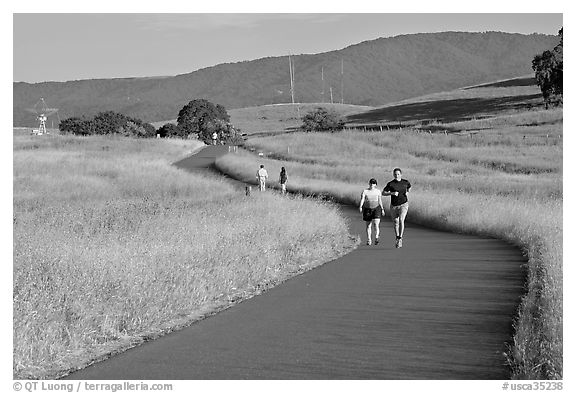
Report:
383,168,411,248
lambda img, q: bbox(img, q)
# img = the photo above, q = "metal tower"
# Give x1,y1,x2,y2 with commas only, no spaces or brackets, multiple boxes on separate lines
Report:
25,98,59,135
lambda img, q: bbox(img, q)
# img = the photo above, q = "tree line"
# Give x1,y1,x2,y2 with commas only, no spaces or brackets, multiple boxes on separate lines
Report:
59,99,244,144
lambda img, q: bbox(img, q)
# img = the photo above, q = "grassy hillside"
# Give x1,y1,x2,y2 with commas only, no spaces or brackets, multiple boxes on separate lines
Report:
14,32,558,127
151,103,374,134
346,76,544,126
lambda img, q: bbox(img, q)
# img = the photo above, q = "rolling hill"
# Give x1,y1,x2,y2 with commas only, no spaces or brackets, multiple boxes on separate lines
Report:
13,31,558,127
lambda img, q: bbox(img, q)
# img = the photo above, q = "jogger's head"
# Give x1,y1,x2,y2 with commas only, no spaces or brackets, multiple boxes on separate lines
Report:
369,178,377,188
393,168,402,180
260,165,264,169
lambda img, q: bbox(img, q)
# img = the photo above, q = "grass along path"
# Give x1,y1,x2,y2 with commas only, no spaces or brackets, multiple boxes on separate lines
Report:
13,134,355,379
215,125,562,379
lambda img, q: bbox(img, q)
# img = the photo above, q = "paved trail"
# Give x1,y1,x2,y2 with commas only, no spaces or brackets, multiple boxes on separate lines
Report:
65,146,525,380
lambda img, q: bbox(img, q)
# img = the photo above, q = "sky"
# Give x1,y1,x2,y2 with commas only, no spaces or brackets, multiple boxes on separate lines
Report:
13,12,563,83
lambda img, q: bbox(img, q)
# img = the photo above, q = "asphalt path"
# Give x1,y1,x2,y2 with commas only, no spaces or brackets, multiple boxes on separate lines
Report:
65,146,526,379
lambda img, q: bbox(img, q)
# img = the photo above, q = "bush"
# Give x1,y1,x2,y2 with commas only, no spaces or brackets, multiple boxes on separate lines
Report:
59,117,93,135
157,123,182,138
301,107,345,132
59,111,156,138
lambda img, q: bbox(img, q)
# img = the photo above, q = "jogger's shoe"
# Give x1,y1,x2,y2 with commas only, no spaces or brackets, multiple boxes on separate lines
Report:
398,238,403,248
395,238,399,248
375,238,379,245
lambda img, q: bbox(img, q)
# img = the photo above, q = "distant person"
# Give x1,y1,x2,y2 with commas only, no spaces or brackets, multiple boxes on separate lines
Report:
359,178,384,246
382,168,411,248
279,167,288,194
211,131,218,145
257,165,269,192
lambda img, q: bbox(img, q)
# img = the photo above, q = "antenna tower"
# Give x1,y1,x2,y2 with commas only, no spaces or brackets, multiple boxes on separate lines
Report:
25,98,59,135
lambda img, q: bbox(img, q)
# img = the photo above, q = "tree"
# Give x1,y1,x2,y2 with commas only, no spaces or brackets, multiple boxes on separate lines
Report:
301,107,345,132
177,99,230,142
532,28,563,108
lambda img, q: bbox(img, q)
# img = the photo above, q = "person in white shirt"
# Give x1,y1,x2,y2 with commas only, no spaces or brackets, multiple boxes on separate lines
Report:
256,165,269,191
359,178,384,246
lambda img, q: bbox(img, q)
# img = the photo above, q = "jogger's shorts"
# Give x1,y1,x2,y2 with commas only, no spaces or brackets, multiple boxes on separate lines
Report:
390,202,409,221
362,206,383,222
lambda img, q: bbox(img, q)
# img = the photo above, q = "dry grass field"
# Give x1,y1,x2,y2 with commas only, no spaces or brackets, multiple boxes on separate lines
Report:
12,132,355,379
215,94,563,379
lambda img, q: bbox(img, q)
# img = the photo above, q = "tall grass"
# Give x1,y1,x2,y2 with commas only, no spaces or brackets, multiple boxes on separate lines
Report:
215,113,563,379
13,134,355,379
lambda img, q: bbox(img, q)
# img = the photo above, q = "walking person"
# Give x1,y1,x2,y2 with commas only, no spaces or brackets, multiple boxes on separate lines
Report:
359,178,384,246
382,168,411,248
211,131,218,145
256,164,268,192
279,167,288,195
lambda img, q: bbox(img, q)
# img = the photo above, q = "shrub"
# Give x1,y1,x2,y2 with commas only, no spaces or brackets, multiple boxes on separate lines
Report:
59,112,156,138
301,107,345,132
157,123,181,138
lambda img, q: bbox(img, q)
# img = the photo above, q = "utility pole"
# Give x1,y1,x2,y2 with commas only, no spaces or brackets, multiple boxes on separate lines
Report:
289,54,299,118
321,66,325,103
341,58,344,104
289,55,295,105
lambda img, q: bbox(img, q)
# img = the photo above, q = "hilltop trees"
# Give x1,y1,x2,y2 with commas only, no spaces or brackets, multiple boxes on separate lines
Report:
177,99,231,143
532,28,563,108
301,107,345,132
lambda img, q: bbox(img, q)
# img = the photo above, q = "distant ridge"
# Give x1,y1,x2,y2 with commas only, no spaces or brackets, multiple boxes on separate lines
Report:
13,31,558,127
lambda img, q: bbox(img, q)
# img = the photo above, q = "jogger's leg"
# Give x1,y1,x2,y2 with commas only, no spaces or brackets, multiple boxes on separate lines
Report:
393,217,400,238
366,222,372,244
373,218,380,240
398,204,409,238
